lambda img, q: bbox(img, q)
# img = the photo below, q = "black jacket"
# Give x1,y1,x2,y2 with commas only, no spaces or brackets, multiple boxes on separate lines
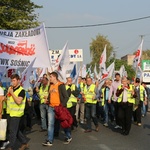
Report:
58,84,69,107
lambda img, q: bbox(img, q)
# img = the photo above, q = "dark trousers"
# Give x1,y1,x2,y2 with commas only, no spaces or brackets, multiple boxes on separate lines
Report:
25,106,32,128
133,104,142,123
68,105,78,129
113,101,120,126
96,102,104,119
85,103,98,130
118,103,133,134
33,101,41,119
9,117,27,149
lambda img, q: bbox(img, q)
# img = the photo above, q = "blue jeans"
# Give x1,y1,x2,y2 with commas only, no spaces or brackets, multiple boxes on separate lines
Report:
64,128,71,139
85,103,98,130
40,103,48,130
104,101,114,124
141,102,146,116
47,106,55,142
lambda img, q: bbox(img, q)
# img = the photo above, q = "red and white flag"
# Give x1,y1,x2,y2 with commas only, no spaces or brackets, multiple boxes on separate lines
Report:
20,58,36,90
133,39,143,69
99,45,107,74
53,42,70,82
53,42,69,71
34,67,46,87
107,62,115,79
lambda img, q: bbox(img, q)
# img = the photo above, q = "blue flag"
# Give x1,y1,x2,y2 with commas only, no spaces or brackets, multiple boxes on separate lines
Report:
70,64,77,79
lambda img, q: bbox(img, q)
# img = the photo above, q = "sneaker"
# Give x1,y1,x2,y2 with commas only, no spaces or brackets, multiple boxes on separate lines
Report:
42,141,53,146
137,123,142,126
0,141,10,150
80,121,84,124
114,125,122,129
103,123,108,127
63,138,72,144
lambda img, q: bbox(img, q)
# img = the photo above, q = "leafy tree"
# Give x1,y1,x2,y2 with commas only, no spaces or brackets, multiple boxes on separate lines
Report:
141,49,150,60
0,0,42,30
89,34,113,70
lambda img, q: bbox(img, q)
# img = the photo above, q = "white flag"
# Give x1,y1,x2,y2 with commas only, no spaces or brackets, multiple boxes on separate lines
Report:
80,64,86,78
137,66,143,81
119,65,126,77
51,42,70,82
133,39,143,69
94,63,98,79
20,58,36,90
107,62,115,78
53,42,69,71
99,45,107,74
34,67,46,88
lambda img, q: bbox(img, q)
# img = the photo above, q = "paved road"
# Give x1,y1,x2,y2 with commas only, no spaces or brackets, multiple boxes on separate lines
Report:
18,113,150,150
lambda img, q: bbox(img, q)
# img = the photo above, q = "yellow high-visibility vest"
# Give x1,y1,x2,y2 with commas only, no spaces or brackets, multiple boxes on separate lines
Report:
134,85,145,101
9,86,26,117
39,85,49,104
66,85,72,108
69,84,77,103
117,84,135,104
101,88,105,106
84,84,97,104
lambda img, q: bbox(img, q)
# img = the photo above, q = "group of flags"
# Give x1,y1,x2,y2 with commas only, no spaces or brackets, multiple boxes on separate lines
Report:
0,38,144,90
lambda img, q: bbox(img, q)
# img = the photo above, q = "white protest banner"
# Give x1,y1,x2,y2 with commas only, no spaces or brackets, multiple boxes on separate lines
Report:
0,23,51,68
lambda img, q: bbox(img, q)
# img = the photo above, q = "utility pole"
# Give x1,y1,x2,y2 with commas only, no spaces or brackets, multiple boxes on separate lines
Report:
139,34,144,41
113,47,119,59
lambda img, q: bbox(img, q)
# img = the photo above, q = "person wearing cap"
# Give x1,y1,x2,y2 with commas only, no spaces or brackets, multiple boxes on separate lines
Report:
133,78,147,126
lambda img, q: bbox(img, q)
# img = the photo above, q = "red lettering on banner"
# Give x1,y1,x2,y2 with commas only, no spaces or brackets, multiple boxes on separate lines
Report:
0,40,35,56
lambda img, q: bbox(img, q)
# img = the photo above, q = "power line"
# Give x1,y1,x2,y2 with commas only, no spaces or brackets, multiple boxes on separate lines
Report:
45,15,150,29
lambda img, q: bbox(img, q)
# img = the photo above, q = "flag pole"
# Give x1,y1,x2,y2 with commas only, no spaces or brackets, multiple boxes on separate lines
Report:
80,61,83,77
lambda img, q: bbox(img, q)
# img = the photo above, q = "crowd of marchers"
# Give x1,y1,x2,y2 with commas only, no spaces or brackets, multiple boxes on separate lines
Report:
0,72,149,150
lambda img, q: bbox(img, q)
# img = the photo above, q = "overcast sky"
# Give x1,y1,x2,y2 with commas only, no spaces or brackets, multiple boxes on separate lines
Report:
32,0,150,64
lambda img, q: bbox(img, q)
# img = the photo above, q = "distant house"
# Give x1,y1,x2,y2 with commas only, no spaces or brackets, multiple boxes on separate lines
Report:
121,54,135,66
